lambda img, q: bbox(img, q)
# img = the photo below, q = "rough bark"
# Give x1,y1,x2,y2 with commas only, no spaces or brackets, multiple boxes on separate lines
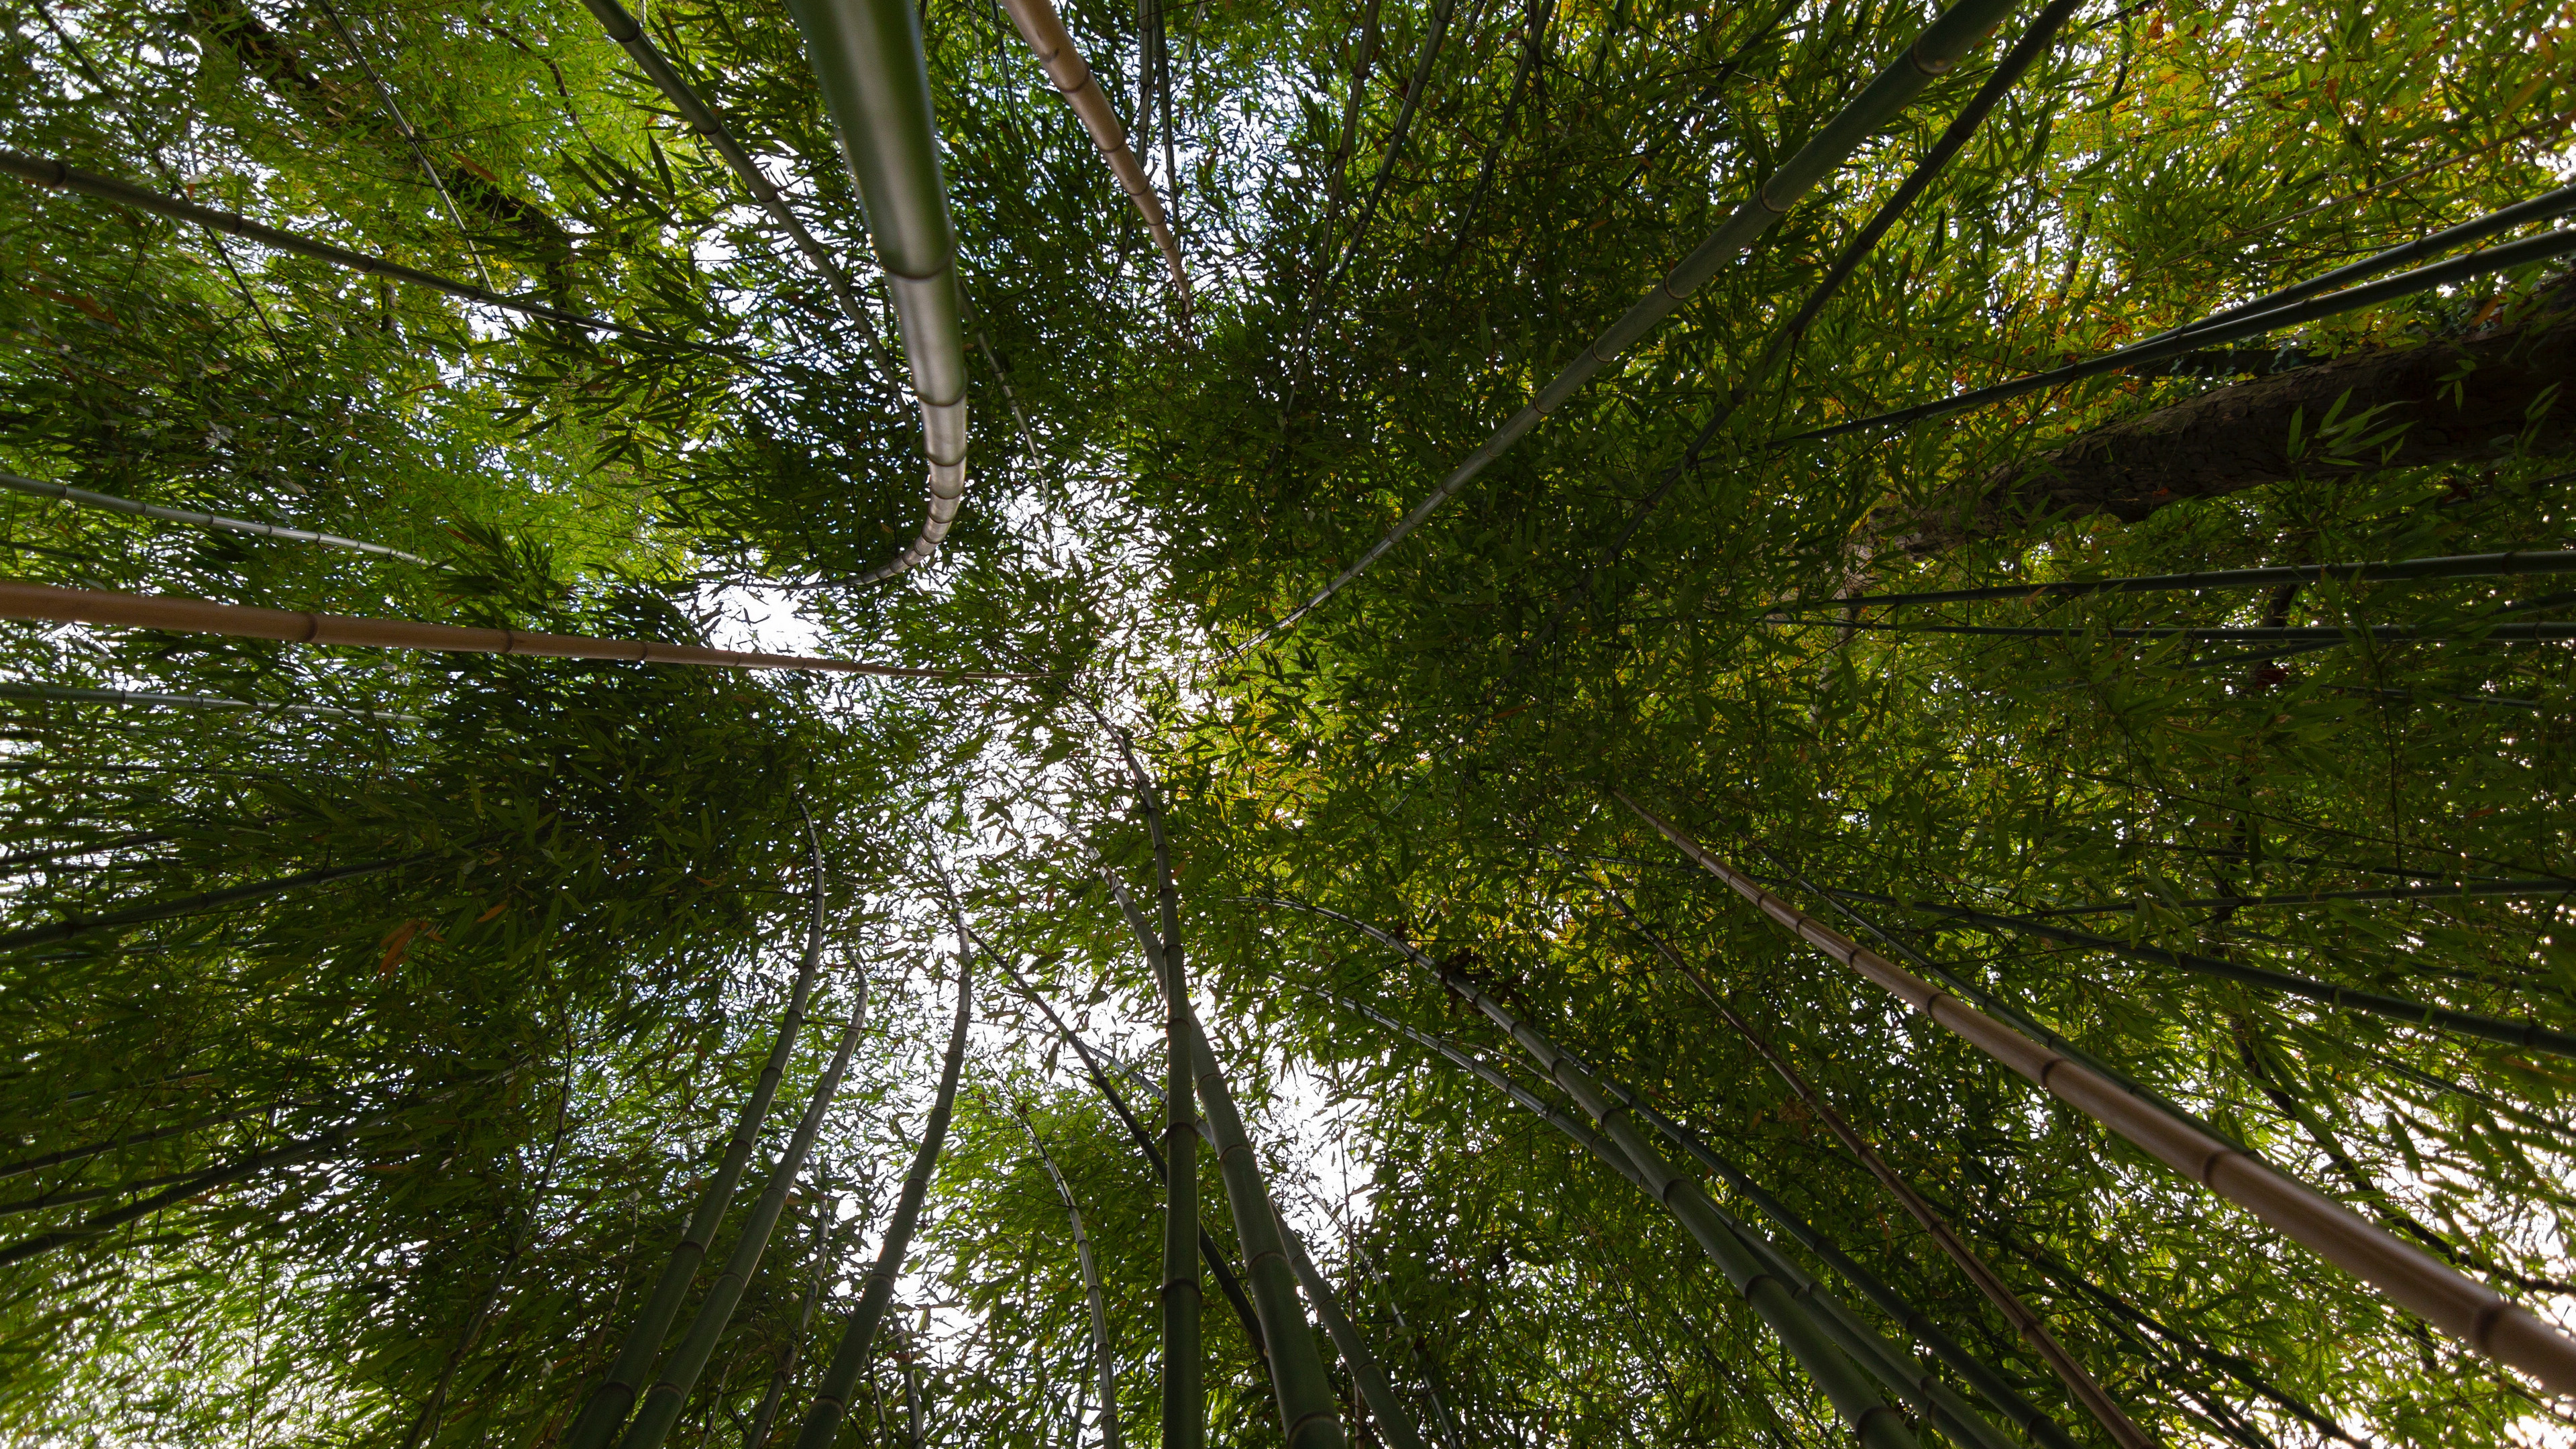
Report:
1884,282,2576,553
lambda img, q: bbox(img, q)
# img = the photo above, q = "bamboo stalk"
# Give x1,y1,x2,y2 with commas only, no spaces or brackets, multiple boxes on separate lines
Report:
309,0,498,292
0,580,1034,680
1774,548,2576,612
1244,0,2023,645
790,954,973,1449
786,0,971,585
2015,877,2576,917
1765,617,2576,644
0,855,415,953
1272,1208,1425,1449
1589,881,2155,1449
994,0,1191,309
744,1173,841,1449
0,149,715,351
1615,790,2576,1395
1785,219,2576,445
620,891,868,1449
1324,0,1462,286
0,679,420,723
1273,902,1917,1449
574,0,900,382
0,470,433,564
561,858,835,1449
1018,1109,1124,1449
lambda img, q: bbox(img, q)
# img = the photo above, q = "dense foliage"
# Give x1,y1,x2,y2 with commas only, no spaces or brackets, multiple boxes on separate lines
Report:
0,0,2571,1445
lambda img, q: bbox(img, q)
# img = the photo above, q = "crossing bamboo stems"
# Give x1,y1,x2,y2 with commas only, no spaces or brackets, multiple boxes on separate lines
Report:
561,835,835,1449
0,470,434,564
1241,0,2024,647
1273,1210,1425,1449
0,580,1038,680
994,0,1191,311
1266,901,1917,1449
786,0,971,584
1613,790,2576,1396
619,896,868,1449
1017,1110,1124,1449
1589,881,2155,1449
790,954,973,1449
1324,0,1462,288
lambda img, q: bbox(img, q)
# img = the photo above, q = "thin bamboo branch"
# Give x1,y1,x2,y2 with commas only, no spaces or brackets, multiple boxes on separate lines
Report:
2015,878,2576,918
0,149,716,351
1241,0,2023,647
0,468,432,564
1764,617,2576,644
0,580,1037,680
1772,548,2576,612
744,1173,840,1449
786,0,971,584
1615,790,2576,1395
994,0,1191,309
790,952,973,1449
0,680,421,723
0,855,416,953
1323,0,1463,288
621,885,869,1449
575,0,900,382
1016,1108,1124,1449
310,0,500,293
1590,882,2154,1449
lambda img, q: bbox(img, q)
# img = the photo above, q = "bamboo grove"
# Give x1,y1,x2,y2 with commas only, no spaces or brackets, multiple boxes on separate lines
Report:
0,0,2569,1444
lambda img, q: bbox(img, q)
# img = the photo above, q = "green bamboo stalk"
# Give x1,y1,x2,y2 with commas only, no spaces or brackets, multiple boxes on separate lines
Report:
743,1173,841,1449
0,149,714,350
1272,1209,1424,1449
561,854,834,1449
0,470,433,564
785,0,971,584
1324,0,1462,284
0,680,417,724
574,0,899,382
1588,881,2154,1449
1336,988,2029,1449
0,855,418,953
1765,617,2576,644
1017,1110,1123,1449
789,955,973,1449
1271,902,1915,1449
1340,1234,1464,1449
1616,791,2576,1395
619,901,867,1449
309,0,498,292
1247,0,2025,643
1771,547,2576,612
994,0,1191,307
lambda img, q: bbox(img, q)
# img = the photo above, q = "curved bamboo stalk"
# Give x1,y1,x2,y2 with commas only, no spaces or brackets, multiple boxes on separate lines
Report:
1334,987,2026,1449
1273,1209,1425,1449
0,580,1037,680
1269,902,1916,1449
743,1173,841,1449
1017,1110,1124,1449
0,680,420,724
0,470,433,564
1782,219,2576,446
994,0,1191,310
562,857,835,1449
0,149,714,351
786,0,971,584
1589,881,2155,1449
1773,548,2576,612
575,0,898,382
620,902,869,1449
1614,790,2576,1396
1243,0,2023,645
790,953,973,1449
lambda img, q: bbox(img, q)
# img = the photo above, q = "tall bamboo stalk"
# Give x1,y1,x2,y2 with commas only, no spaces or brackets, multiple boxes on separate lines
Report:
1324,0,1462,285
786,0,971,584
790,953,974,1449
0,580,1034,680
1246,0,2023,643
1589,881,2154,1449
1018,1109,1124,1449
994,0,1191,310
0,470,432,564
1614,791,2576,1395
1271,903,1915,1449
1772,547,2576,612
1340,1232,1465,1449
743,1173,841,1449
619,914,869,1449
561,841,835,1449
0,680,419,724
0,149,710,350
0,855,414,954
1272,1208,1425,1449
576,0,899,382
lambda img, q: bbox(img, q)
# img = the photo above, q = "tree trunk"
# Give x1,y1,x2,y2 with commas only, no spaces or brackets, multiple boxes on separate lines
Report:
1885,285,2576,554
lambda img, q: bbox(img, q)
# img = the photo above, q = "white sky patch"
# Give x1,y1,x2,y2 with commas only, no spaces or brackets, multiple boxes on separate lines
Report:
687,581,833,658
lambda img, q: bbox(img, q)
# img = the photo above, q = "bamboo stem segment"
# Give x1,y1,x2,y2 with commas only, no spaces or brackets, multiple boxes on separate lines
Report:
1613,790,2576,1397
994,0,1191,311
0,470,434,564
0,580,1033,680
1273,1208,1426,1449
0,678,419,723
1020,1114,1123,1449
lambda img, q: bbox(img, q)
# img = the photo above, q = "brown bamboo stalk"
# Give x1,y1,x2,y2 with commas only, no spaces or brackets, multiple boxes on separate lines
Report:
994,0,1191,312
1612,789,2576,1397
1592,881,2154,1449
0,580,1034,680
